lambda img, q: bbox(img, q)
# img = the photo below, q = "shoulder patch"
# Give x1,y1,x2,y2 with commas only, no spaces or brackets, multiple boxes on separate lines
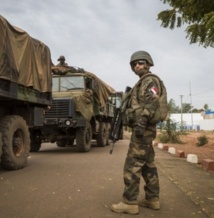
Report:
149,86,158,94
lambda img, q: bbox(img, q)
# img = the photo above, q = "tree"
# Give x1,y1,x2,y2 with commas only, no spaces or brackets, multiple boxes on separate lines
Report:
204,103,209,111
192,108,204,113
168,98,205,113
182,103,192,113
158,0,214,47
168,99,180,113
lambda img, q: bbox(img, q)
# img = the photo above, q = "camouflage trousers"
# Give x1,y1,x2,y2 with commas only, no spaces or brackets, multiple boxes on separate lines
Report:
122,130,159,205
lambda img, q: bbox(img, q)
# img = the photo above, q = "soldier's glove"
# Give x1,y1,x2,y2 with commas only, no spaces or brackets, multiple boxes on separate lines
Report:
134,125,144,138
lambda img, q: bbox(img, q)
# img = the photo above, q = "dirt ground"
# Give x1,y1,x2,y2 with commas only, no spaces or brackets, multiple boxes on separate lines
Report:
159,131,214,163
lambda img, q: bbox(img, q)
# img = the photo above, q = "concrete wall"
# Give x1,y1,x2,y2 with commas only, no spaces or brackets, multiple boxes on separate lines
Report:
170,113,203,130
199,120,214,131
170,113,214,131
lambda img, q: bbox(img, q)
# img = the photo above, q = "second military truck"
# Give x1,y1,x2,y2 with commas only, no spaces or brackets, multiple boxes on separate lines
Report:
30,66,122,152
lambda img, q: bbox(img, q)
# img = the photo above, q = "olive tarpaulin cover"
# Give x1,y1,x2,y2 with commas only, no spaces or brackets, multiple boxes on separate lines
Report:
0,15,52,93
84,70,116,108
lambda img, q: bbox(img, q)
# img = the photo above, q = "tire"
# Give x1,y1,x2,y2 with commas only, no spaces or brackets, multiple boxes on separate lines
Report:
67,138,75,146
76,122,92,152
56,139,67,147
0,115,30,170
96,122,107,147
30,131,41,152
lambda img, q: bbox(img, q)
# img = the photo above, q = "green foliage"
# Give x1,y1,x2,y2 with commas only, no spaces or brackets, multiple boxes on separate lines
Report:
167,99,201,113
204,104,209,111
158,119,183,144
196,135,208,146
167,98,205,113
168,99,180,113
158,0,214,47
182,103,192,113
192,108,204,113
158,130,182,143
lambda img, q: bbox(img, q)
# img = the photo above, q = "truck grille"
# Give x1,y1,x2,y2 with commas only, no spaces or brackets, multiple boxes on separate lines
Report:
45,99,73,118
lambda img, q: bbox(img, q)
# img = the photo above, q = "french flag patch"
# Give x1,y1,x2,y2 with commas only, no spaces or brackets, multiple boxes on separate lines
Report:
149,86,158,94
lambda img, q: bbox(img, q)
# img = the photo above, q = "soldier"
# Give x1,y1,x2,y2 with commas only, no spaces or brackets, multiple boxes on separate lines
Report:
111,51,166,215
56,55,68,66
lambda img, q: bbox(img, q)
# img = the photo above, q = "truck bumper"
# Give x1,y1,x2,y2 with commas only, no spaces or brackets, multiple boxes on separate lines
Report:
44,117,86,128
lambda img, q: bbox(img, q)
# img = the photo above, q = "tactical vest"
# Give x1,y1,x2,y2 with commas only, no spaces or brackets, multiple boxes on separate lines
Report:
122,73,168,127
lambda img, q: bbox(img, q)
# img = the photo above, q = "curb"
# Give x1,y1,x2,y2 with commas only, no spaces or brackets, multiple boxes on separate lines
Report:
153,141,214,171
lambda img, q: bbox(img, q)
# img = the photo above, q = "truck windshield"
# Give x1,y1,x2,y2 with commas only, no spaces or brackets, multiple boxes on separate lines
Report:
52,76,85,92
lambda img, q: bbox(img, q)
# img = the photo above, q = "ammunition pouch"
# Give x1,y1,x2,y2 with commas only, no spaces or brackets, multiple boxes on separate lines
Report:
122,107,144,127
149,107,162,124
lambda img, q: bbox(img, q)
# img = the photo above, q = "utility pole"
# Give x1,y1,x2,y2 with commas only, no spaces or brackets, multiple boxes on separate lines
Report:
180,95,183,131
189,82,193,130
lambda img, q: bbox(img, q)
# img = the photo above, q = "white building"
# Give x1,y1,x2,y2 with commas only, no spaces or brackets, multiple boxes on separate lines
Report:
170,113,203,130
170,112,214,131
200,111,214,130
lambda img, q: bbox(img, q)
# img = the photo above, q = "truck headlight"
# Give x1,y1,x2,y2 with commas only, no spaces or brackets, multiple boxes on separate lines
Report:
65,120,71,126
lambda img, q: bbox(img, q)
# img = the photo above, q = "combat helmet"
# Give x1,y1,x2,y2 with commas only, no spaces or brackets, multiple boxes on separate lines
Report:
58,55,65,61
130,51,154,67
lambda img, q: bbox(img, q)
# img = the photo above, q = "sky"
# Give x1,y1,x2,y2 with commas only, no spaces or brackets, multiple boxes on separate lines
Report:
1,0,214,110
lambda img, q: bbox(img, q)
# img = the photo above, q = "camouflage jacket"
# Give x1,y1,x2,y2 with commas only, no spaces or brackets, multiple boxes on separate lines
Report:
122,72,161,127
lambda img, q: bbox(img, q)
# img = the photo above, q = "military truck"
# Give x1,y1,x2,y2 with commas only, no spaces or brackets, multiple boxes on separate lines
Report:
30,66,120,152
0,16,52,170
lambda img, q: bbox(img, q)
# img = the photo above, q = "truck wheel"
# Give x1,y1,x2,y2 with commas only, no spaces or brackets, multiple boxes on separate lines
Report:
97,122,107,147
76,122,92,152
67,138,75,146
30,131,41,152
106,123,111,146
56,139,67,147
0,115,30,170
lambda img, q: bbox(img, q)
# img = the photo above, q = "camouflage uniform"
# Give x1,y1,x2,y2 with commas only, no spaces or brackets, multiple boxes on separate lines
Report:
111,51,164,215
122,72,160,205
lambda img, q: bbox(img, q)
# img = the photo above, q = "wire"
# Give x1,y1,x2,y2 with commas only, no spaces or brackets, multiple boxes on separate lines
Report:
193,88,214,96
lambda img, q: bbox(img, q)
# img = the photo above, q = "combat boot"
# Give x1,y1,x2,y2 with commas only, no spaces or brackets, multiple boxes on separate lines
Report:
139,199,160,210
111,202,139,214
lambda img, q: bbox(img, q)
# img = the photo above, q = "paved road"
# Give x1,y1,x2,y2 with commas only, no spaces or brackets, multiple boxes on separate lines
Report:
1,132,214,218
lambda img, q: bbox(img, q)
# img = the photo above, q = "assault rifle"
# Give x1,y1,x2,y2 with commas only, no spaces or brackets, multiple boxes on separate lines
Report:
109,107,122,154
109,87,132,154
